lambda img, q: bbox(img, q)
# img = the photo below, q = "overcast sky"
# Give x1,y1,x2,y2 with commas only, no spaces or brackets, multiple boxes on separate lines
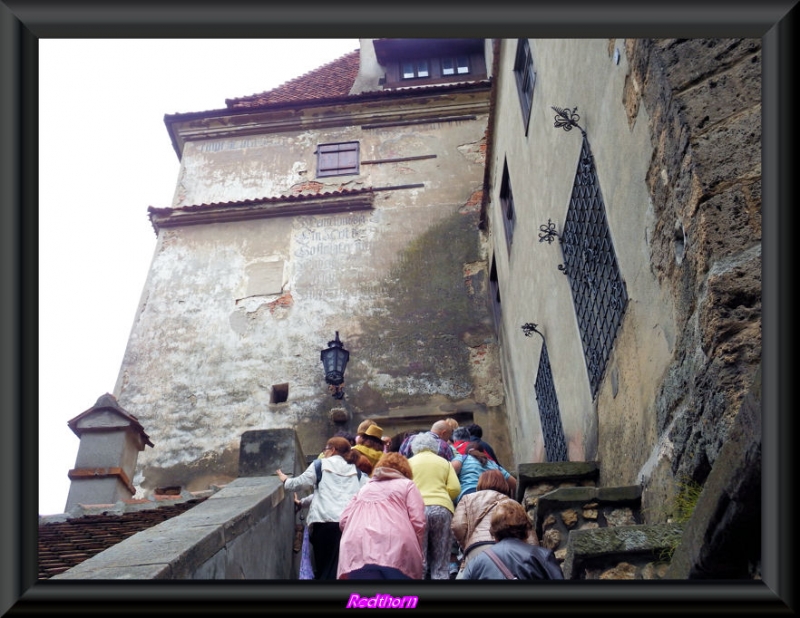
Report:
38,38,361,516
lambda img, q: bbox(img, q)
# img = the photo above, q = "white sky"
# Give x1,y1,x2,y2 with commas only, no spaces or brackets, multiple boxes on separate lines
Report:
38,38,361,516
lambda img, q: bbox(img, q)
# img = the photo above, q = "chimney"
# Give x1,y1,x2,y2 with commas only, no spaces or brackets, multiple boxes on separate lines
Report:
64,393,154,512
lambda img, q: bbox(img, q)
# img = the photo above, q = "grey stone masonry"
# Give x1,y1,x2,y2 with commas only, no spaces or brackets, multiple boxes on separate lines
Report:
535,485,644,565
517,461,681,580
562,523,683,580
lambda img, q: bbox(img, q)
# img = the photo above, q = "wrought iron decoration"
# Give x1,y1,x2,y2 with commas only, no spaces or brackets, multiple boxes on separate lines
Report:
551,106,586,136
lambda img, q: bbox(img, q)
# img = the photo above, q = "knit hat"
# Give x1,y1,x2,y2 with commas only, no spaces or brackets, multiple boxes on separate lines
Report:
364,424,383,439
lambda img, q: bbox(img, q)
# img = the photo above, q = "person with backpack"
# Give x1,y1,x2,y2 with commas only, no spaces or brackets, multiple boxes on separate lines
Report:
276,436,367,580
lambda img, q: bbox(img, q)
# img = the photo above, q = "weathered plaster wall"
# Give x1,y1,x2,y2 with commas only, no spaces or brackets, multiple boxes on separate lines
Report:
488,39,674,473
115,92,501,496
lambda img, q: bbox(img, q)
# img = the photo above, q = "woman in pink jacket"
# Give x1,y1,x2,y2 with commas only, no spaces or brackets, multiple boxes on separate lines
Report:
338,452,426,579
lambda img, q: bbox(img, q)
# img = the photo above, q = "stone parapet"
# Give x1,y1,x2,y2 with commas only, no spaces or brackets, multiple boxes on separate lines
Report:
51,475,292,579
51,428,305,580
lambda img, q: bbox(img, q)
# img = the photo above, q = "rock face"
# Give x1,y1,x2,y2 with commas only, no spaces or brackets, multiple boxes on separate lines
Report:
610,39,761,516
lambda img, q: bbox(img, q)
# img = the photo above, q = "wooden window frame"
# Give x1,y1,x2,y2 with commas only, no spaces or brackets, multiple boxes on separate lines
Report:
441,56,471,76
317,141,360,178
401,59,430,79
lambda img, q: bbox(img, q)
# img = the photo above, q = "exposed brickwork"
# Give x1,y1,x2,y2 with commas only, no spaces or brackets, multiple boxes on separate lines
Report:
290,180,325,195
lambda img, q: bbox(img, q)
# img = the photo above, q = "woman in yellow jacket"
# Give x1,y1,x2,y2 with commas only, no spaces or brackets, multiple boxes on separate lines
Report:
408,432,461,579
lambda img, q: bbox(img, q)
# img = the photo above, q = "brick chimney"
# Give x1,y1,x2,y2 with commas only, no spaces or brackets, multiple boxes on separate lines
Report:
64,393,154,512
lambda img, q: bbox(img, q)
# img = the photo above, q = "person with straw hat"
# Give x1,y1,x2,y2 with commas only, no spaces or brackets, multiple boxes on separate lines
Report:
353,423,385,470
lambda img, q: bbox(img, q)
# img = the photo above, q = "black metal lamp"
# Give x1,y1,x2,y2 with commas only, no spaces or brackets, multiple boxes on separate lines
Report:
320,331,350,399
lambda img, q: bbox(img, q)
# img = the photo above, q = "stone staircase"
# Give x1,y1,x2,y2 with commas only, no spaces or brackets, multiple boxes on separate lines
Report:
517,461,683,580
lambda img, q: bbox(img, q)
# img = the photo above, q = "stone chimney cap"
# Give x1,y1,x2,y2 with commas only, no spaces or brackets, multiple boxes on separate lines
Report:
67,393,154,447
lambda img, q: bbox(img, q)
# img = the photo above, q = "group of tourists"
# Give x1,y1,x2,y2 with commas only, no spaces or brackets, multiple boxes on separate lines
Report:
275,418,563,581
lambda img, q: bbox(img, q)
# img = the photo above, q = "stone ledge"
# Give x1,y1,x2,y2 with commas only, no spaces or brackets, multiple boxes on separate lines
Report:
516,461,599,502
562,523,683,580
51,476,282,580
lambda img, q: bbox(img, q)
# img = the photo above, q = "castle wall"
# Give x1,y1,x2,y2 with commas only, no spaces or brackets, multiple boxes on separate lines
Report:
115,89,506,495
486,38,761,519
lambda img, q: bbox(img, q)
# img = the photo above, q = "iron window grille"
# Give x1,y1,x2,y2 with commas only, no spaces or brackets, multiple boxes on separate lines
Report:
559,135,628,398
513,39,535,134
534,340,568,462
317,142,360,178
500,161,516,253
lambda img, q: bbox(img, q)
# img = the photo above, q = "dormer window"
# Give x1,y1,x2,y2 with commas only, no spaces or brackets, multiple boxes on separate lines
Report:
442,56,470,76
400,56,472,82
402,59,430,79
374,39,487,89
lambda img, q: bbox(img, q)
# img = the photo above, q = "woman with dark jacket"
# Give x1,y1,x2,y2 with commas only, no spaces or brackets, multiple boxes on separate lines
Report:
460,500,563,580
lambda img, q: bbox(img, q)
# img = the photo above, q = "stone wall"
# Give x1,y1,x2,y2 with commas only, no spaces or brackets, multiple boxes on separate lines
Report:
609,38,762,517
52,428,306,580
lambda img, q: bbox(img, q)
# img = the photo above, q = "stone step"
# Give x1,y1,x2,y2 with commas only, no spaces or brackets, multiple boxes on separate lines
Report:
561,522,684,580
534,485,644,562
515,461,680,579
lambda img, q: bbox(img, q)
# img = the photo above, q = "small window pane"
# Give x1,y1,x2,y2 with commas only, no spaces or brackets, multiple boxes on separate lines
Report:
457,56,470,74
442,58,455,75
417,60,429,77
402,62,415,79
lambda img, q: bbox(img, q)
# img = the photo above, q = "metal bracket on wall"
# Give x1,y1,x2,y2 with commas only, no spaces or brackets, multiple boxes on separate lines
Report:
551,105,586,137
538,219,568,274
521,322,545,342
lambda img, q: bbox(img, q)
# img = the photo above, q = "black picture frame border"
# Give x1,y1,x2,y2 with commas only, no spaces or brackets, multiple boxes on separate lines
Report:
1,1,795,614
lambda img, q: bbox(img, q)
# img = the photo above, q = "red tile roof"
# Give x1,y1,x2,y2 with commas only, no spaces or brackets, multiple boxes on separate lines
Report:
38,497,208,580
226,49,360,109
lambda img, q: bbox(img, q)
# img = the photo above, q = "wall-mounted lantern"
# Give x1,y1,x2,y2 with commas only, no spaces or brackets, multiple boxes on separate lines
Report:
320,331,350,400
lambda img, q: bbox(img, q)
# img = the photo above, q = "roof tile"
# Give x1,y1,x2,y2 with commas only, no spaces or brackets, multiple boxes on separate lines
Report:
226,49,359,109
38,497,207,580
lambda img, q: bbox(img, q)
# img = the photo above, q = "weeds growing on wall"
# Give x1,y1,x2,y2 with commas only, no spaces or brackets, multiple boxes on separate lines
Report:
658,477,703,562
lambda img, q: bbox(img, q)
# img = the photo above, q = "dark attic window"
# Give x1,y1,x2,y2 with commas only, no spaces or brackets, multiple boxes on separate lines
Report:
374,38,486,89
317,141,360,178
271,383,289,404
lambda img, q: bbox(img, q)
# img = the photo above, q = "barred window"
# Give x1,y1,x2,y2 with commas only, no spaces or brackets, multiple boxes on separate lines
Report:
559,135,628,398
534,341,568,462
